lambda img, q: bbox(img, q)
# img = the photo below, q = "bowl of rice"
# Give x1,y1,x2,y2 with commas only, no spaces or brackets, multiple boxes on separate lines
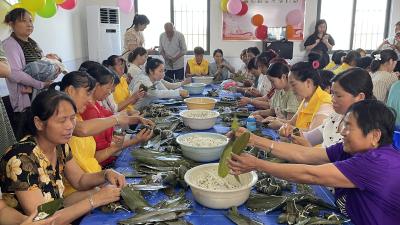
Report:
184,163,258,209
192,76,214,85
180,109,219,130
184,97,217,110
176,132,228,162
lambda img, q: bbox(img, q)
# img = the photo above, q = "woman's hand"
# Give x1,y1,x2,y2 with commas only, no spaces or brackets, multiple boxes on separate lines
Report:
91,185,121,208
131,89,146,102
104,169,126,187
134,127,153,143
291,132,312,147
279,123,294,137
253,114,264,122
21,210,57,225
228,153,259,175
138,117,155,127
179,89,189,98
227,127,258,147
110,135,124,150
238,97,251,107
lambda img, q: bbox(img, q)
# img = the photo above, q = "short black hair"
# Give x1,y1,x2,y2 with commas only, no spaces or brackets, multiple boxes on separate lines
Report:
342,50,361,65
194,46,205,55
347,100,395,146
247,57,257,70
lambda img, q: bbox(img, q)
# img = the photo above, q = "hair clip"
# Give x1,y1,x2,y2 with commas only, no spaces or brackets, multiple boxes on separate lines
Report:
374,54,381,61
312,60,320,69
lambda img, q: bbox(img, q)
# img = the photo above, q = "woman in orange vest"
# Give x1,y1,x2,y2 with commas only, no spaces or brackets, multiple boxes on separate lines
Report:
266,61,333,131
185,46,209,76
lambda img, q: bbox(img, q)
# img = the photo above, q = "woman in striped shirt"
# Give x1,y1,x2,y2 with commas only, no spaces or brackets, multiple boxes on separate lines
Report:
371,49,398,102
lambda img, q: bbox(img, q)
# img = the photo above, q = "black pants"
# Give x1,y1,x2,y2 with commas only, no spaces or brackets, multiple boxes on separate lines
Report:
1,96,19,137
165,68,185,82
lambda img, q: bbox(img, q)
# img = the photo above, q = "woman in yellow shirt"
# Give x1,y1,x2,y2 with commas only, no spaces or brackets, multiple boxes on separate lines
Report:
332,50,361,75
185,46,209,76
103,55,145,112
266,61,333,131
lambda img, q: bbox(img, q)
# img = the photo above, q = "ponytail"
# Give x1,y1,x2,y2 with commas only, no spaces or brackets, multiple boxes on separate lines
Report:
370,49,398,73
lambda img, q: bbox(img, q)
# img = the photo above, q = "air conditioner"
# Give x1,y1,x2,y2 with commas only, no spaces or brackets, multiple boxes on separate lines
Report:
86,6,121,62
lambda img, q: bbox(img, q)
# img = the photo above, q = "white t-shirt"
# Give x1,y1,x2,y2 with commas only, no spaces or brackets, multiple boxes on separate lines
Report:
256,74,272,96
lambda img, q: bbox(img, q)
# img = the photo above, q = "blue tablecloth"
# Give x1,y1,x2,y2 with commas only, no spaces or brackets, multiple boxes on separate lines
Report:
80,84,350,225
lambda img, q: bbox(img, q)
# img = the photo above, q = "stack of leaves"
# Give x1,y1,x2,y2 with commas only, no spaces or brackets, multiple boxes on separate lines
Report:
118,188,192,225
226,207,263,225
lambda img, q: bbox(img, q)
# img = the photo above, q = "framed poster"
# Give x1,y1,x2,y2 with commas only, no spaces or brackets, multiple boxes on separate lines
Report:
222,0,305,41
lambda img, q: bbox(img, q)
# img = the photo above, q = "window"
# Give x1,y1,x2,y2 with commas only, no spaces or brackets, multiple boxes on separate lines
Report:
4,0,17,5
136,0,209,54
318,0,390,50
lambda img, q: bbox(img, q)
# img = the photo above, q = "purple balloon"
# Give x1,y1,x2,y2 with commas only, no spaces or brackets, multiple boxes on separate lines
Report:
227,0,242,15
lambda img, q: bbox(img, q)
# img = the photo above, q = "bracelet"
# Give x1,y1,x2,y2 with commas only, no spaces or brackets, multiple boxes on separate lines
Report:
114,116,120,126
88,194,95,211
267,142,274,155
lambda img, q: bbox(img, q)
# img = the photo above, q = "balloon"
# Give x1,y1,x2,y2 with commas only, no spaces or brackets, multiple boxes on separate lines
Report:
255,25,268,40
227,0,241,15
286,9,303,26
237,2,248,16
251,14,264,26
117,0,133,14
58,0,76,10
20,0,46,12
55,0,66,4
220,0,228,12
37,0,57,18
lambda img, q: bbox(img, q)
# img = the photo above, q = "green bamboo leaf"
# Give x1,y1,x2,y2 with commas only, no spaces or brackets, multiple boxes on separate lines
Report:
218,141,234,178
36,198,63,220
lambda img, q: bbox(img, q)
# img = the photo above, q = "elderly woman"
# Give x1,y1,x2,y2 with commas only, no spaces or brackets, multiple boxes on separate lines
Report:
185,46,209,77
0,90,124,225
2,8,58,133
229,100,400,225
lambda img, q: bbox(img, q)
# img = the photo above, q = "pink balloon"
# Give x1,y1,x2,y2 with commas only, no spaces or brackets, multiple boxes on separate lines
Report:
118,0,133,13
227,0,242,15
58,0,76,10
286,9,303,26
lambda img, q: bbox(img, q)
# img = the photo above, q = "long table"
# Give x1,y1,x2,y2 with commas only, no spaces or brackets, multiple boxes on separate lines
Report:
80,85,352,225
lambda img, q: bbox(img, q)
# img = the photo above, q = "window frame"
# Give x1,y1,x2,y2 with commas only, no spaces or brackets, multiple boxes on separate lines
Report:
135,0,210,55
317,0,392,51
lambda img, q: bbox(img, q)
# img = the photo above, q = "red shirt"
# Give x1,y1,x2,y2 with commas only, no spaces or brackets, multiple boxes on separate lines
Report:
81,101,116,167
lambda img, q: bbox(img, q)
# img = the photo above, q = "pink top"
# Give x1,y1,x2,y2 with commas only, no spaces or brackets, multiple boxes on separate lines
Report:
2,36,44,112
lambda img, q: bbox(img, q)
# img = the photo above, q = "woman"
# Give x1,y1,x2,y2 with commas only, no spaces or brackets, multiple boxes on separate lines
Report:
123,14,150,59
332,50,361,75
229,100,400,225
133,58,189,110
370,49,398,102
238,50,278,108
127,47,147,88
2,8,55,133
281,68,374,148
0,90,124,225
304,19,335,68
185,46,209,77
80,62,153,166
324,50,346,71
208,49,235,81
102,55,145,112
251,62,300,125
0,199,56,225
271,61,333,131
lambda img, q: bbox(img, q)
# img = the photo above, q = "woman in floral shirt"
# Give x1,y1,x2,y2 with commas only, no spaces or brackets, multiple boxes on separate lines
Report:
0,90,125,224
